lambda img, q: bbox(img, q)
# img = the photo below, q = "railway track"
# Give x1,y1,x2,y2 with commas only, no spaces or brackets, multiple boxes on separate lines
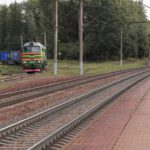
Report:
0,73,38,83
0,66,149,108
0,69,150,150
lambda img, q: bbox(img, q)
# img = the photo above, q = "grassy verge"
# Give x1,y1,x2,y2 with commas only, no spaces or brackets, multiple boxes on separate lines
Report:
0,58,148,77
0,64,23,77
43,58,148,76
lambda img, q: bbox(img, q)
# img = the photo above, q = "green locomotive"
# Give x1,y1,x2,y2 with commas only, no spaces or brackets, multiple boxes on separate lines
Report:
22,42,47,73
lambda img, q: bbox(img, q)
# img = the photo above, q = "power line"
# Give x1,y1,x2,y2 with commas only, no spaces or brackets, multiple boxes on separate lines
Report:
142,3,150,9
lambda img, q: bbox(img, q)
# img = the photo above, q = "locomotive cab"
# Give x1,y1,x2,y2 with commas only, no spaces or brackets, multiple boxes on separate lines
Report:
22,42,47,73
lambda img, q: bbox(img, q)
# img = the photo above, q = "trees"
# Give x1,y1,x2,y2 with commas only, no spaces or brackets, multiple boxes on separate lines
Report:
6,2,22,51
84,0,149,60
0,5,8,50
0,0,149,60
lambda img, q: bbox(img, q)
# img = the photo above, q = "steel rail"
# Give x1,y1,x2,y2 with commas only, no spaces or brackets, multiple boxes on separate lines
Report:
0,70,149,150
0,73,25,82
28,72,149,150
0,73,37,83
0,70,149,139
0,66,148,98
0,66,149,109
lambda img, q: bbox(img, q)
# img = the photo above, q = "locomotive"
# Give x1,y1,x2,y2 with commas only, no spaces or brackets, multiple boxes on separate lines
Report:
22,42,47,73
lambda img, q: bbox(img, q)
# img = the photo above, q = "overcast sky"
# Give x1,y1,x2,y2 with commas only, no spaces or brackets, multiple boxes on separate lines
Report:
0,0,150,19
0,0,26,5
137,0,150,20
144,0,150,20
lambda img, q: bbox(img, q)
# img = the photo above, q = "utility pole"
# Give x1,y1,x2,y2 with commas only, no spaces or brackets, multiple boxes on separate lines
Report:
149,48,150,65
20,35,23,50
120,26,123,66
79,0,84,75
54,0,58,75
44,31,47,48
148,36,150,65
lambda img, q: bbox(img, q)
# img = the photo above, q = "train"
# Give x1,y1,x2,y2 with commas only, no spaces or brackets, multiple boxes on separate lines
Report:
0,42,48,73
0,51,21,65
22,42,47,73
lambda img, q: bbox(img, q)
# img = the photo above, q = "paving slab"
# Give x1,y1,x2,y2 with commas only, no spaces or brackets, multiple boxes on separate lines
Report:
63,77,150,150
113,81,150,150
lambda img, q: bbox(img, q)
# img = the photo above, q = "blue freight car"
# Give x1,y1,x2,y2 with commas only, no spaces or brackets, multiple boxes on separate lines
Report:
0,51,9,64
10,51,21,64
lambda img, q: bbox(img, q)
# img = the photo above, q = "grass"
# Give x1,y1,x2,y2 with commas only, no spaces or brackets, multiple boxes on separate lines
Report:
0,64,23,77
43,58,148,76
0,58,148,77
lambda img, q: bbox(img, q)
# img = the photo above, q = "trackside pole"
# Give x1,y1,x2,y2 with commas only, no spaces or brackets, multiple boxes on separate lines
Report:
54,0,58,75
79,1,84,75
120,26,123,66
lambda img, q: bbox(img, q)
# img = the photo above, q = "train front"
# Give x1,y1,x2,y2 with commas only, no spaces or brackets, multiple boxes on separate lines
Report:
22,42,47,73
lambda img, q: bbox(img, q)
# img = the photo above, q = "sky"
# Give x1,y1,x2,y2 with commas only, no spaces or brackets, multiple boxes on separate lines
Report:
0,0,26,5
137,0,150,20
0,0,150,19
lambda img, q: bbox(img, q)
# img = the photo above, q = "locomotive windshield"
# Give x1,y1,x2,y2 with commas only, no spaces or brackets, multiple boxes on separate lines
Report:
23,46,41,52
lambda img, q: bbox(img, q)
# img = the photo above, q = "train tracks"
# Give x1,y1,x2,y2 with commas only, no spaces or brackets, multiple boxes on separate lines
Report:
0,66,149,109
0,73,38,83
0,69,150,150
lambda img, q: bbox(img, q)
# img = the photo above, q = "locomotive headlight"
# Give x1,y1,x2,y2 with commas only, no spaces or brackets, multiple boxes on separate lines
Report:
38,60,43,63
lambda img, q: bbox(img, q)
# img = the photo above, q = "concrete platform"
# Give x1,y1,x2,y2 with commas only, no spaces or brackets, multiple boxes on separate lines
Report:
64,77,150,150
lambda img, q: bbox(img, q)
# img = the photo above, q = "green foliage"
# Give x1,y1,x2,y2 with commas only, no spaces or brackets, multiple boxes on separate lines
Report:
7,2,22,50
84,0,149,60
0,6,8,50
0,0,149,60
58,42,79,59
0,64,23,75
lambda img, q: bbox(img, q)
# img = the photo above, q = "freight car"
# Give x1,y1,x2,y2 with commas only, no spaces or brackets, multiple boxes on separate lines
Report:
0,52,9,64
10,51,22,64
0,51,21,64
22,42,47,73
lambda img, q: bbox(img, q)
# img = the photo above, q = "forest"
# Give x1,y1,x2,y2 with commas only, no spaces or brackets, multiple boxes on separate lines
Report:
0,0,150,60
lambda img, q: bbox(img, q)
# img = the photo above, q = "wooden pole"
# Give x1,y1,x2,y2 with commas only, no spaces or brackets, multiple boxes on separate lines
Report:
120,26,123,66
79,1,84,75
54,0,58,75
44,31,47,48
20,35,23,50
